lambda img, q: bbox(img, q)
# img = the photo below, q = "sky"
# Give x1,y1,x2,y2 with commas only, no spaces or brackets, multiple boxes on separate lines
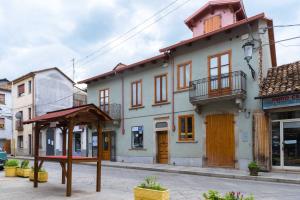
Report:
1,0,300,84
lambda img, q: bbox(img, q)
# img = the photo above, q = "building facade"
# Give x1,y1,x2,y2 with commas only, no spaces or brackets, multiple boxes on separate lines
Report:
79,0,276,170
0,79,12,153
11,68,79,156
257,61,300,171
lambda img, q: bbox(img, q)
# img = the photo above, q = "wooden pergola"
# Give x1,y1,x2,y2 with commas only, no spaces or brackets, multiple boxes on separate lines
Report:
23,104,112,197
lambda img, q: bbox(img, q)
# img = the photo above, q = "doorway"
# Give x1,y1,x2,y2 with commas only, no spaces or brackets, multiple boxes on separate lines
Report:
46,128,55,155
272,119,300,169
206,114,235,168
157,131,168,164
102,132,111,160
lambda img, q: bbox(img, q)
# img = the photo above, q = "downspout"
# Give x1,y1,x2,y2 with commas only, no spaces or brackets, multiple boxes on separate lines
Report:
121,74,125,134
170,52,176,132
32,75,35,156
11,81,14,156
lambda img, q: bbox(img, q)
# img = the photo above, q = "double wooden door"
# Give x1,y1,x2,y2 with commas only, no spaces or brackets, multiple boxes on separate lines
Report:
157,131,168,164
206,114,235,167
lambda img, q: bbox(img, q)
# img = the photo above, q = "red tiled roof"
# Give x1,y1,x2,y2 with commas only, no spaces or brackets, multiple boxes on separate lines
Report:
23,104,111,124
258,61,300,98
78,54,167,84
160,13,266,52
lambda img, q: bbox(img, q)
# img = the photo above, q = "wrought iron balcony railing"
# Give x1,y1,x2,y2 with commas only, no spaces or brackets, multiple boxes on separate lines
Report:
189,71,247,104
100,103,121,120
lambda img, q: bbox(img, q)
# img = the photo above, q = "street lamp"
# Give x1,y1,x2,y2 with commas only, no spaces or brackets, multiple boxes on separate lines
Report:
242,41,256,80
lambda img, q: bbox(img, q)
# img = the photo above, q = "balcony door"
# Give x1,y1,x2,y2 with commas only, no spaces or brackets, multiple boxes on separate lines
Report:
208,50,232,96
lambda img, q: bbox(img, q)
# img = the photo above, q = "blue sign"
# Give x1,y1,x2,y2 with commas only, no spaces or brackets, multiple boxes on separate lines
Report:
263,94,300,109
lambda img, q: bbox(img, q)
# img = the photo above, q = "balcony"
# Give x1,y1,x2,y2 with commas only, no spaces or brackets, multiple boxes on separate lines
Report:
15,120,23,131
100,103,121,121
189,71,247,106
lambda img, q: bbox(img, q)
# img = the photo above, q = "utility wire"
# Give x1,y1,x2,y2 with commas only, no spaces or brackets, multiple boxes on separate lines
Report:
79,0,194,67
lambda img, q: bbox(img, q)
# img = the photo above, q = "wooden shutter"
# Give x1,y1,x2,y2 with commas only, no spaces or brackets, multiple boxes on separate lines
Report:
253,111,270,171
204,15,221,34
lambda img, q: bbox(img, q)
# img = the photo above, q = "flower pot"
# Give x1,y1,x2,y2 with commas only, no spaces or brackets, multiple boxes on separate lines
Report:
5,166,17,177
134,187,169,200
29,171,48,182
249,168,259,176
17,168,31,177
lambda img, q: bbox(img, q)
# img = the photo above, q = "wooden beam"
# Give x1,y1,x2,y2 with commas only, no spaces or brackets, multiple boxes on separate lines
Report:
66,121,74,197
34,123,40,188
62,127,67,184
96,123,102,192
38,160,44,171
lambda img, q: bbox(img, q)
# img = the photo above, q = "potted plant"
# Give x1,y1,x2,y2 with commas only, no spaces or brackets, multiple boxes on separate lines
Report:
248,161,260,176
17,160,31,177
4,159,19,177
29,167,48,182
203,190,254,200
134,176,169,200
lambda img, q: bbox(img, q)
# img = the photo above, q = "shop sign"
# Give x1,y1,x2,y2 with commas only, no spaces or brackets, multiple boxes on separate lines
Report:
262,94,300,109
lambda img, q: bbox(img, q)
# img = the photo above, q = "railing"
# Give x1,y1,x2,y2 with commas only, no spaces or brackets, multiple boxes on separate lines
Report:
189,71,247,103
15,120,23,131
100,103,121,120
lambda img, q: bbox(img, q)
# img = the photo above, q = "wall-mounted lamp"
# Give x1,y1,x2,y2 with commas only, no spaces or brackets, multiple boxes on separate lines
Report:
242,41,256,80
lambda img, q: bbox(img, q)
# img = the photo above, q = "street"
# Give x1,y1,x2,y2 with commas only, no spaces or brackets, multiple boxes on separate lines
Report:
1,162,300,200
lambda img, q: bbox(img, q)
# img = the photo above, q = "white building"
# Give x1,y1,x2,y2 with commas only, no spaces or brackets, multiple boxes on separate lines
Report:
0,79,12,153
12,68,86,156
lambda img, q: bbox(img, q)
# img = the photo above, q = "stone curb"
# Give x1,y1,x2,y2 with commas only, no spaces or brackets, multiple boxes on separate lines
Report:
9,156,300,185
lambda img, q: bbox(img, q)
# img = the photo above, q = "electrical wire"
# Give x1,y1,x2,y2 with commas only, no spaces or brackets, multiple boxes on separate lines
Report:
69,0,192,65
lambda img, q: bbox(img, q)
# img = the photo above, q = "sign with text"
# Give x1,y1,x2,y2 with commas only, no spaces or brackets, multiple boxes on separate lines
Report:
263,94,300,110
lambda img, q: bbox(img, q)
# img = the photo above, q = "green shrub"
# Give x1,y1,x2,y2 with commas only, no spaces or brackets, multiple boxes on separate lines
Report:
138,176,166,191
248,161,260,171
21,160,30,169
30,166,47,172
203,190,254,200
4,159,19,167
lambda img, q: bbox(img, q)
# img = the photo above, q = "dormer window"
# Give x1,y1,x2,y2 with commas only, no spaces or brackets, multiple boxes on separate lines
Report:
204,15,221,34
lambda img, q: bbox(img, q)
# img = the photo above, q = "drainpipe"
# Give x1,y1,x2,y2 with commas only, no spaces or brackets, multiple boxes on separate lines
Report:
170,52,176,132
32,75,35,156
121,75,125,134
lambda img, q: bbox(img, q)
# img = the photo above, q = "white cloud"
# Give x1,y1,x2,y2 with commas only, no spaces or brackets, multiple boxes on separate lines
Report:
0,0,300,83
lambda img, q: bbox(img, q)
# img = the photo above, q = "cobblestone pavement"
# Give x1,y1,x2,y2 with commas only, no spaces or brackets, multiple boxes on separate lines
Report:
1,162,300,200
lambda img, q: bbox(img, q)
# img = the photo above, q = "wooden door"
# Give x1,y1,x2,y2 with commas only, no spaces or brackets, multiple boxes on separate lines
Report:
206,114,235,167
3,140,11,154
102,132,111,160
157,131,168,164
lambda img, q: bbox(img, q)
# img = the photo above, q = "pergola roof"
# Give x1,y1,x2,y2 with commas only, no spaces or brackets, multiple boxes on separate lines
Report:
23,104,112,125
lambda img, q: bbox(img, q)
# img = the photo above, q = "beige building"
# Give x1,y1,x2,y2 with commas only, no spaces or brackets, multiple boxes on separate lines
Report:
12,68,74,156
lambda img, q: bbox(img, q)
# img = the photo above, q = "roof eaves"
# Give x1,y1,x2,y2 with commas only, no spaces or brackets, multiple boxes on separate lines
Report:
160,13,265,53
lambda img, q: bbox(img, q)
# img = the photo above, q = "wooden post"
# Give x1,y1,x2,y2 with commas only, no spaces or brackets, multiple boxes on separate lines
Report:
34,123,40,188
96,123,102,192
62,127,67,184
66,121,74,197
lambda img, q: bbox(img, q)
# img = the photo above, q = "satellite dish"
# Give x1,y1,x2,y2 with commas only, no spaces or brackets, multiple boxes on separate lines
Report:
15,112,22,119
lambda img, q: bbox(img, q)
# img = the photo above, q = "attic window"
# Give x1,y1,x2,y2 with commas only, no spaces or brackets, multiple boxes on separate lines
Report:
204,15,221,34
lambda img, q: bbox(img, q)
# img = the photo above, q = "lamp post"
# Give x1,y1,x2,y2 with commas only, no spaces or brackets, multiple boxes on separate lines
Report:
242,41,256,80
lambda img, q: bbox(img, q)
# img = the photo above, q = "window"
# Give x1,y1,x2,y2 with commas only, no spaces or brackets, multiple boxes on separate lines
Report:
154,74,168,104
178,115,194,141
15,111,23,131
39,132,43,149
131,126,143,148
28,107,32,120
28,80,32,94
99,89,109,113
0,93,5,104
131,80,142,107
18,84,25,97
0,118,4,129
177,61,192,90
204,15,221,34
18,136,23,149
208,51,231,92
